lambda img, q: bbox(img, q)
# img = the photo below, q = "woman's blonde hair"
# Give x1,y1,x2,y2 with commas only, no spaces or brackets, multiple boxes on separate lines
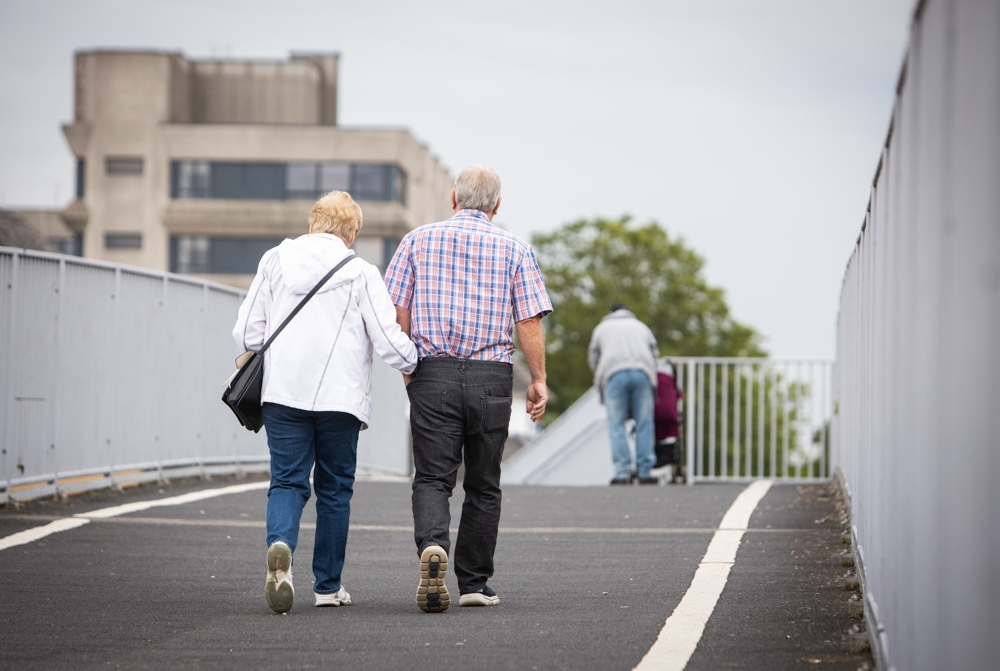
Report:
309,191,363,242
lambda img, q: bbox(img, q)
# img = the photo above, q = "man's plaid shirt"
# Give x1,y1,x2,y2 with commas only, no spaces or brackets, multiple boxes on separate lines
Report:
384,209,552,363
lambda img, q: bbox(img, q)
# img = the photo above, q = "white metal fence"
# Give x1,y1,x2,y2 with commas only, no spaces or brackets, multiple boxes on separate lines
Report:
0,247,413,504
675,358,832,484
501,357,832,486
832,1,1000,669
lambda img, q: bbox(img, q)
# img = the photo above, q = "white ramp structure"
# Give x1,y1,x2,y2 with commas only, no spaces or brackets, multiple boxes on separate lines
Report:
501,388,614,486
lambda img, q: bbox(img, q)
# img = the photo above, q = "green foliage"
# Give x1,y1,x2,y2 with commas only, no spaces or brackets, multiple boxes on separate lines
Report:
532,216,767,418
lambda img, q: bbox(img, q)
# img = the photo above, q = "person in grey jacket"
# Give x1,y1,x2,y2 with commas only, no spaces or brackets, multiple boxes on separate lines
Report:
588,304,659,484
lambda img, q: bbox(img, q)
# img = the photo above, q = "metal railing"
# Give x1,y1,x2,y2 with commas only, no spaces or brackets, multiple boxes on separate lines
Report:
0,247,414,503
0,247,270,503
501,357,832,486
832,1,1000,669
675,358,832,484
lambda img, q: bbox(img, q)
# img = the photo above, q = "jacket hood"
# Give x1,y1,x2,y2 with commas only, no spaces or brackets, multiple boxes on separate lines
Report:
277,234,362,295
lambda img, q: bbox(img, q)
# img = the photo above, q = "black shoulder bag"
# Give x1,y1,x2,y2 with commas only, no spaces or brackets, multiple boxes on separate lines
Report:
222,253,356,432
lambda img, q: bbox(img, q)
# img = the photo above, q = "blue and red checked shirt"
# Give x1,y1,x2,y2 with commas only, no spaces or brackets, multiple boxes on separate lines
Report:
384,209,552,363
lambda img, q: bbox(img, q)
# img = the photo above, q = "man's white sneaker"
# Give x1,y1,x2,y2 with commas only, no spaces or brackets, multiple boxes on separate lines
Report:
265,541,294,613
315,586,352,607
416,545,450,612
459,585,500,607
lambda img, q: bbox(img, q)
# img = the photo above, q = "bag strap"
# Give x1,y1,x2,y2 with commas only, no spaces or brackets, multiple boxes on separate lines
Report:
257,252,356,355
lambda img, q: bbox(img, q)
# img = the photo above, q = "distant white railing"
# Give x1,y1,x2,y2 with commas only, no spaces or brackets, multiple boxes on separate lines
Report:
0,247,413,504
674,358,832,484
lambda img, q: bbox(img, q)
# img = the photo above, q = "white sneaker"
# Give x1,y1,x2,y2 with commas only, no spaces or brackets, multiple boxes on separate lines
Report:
265,541,294,613
459,585,500,607
315,586,352,607
416,545,450,612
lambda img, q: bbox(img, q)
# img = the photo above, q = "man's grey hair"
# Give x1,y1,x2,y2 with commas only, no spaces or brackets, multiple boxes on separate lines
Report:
454,165,502,213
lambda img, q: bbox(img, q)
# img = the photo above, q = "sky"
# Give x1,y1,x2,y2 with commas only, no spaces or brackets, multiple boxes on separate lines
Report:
0,0,916,360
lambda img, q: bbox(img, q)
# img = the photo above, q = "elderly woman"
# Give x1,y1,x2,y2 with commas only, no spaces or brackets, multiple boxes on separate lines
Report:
233,191,417,613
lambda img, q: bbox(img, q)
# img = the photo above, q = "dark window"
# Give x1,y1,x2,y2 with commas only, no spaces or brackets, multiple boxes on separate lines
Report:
105,156,144,175
105,233,142,249
75,158,85,198
350,164,390,201
212,163,285,200
169,235,284,275
320,162,350,193
286,163,318,199
53,235,83,256
169,161,406,204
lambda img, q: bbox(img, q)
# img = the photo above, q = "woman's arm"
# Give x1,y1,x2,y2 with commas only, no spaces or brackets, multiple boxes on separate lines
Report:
359,266,418,374
232,250,275,353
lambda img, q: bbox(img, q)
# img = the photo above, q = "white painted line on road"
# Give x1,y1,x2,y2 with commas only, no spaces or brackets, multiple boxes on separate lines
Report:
76,481,269,519
633,479,773,671
0,517,91,551
0,481,270,551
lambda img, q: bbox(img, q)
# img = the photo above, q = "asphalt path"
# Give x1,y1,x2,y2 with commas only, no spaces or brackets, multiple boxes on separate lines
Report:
0,477,865,670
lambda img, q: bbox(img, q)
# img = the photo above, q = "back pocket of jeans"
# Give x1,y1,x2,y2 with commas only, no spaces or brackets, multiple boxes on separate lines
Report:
481,395,512,433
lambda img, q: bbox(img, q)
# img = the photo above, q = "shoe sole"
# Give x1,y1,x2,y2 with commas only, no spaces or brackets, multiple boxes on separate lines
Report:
315,593,351,607
265,543,294,614
416,545,450,613
459,592,500,607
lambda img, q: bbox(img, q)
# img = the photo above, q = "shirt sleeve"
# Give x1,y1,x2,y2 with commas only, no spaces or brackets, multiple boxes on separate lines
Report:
384,235,415,310
511,245,553,322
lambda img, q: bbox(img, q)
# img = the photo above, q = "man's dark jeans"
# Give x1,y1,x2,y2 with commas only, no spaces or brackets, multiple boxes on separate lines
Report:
407,357,513,594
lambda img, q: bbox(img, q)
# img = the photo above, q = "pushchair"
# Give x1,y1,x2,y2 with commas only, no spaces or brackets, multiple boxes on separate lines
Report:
653,361,685,483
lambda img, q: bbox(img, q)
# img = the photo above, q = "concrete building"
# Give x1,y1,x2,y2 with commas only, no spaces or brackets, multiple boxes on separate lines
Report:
58,49,453,287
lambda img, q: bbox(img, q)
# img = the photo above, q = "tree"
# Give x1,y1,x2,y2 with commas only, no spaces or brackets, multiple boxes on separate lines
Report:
531,216,767,418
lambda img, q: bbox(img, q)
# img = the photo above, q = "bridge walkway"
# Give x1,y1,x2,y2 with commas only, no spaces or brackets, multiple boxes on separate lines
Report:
0,477,865,670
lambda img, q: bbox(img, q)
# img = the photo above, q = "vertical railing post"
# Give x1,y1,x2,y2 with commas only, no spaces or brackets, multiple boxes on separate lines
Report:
685,360,695,486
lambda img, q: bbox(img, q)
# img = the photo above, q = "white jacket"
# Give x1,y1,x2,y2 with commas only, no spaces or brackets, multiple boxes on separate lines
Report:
232,233,417,427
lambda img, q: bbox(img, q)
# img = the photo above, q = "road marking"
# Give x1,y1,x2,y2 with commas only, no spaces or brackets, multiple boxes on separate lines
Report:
0,481,269,551
0,518,91,551
633,479,773,671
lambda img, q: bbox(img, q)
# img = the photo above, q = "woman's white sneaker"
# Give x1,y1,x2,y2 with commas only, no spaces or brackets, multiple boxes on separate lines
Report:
315,586,352,607
265,541,294,613
459,585,500,607
416,545,450,612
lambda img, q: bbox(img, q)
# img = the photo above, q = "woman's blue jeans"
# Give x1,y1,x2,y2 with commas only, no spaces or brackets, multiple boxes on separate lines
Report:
262,403,360,594
605,369,656,480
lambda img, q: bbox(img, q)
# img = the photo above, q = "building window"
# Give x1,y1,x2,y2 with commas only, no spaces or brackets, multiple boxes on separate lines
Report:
76,158,85,198
105,232,142,249
170,161,406,204
52,234,83,257
211,163,285,200
172,161,210,198
169,235,285,275
105,156,144,175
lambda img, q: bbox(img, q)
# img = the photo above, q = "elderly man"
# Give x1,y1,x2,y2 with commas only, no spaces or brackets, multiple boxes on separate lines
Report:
588,304,659,485
385,165,551,612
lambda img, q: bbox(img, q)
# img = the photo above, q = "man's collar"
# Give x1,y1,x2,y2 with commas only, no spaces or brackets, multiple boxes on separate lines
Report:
452,208,492,225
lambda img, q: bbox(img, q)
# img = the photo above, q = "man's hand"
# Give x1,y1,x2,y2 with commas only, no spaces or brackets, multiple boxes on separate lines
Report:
403,373,413,387
526,381,548,423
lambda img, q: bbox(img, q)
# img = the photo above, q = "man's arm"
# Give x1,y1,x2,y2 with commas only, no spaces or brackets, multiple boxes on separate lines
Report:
394,306,414,385
515,314,548,423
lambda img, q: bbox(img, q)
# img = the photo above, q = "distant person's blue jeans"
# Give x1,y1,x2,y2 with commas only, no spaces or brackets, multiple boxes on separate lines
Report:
605,369,655,480
262,403,360,594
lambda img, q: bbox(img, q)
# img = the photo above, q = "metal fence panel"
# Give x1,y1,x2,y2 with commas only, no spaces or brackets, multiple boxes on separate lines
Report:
832,2,1000,669
673,358,832,484
0,248,412,502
